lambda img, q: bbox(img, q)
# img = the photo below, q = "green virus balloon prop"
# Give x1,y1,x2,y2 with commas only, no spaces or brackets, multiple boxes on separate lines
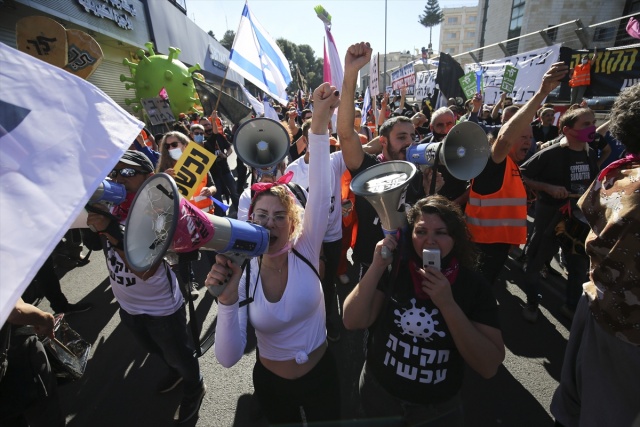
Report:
121,42,201,118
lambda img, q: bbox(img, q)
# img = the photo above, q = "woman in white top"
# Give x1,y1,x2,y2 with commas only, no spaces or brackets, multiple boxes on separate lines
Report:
205,83,341,425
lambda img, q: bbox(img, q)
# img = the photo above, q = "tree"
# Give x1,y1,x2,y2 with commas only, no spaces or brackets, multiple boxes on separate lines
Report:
275,38,323,94
207,30,216,40
220,30,235,51
418,0,444,54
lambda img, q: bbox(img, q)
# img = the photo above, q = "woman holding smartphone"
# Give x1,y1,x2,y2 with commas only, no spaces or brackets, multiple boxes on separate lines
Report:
343,195,505,426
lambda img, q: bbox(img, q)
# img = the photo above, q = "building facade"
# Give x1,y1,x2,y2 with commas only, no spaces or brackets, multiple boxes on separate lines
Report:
474,0,637,60
439,5,480,66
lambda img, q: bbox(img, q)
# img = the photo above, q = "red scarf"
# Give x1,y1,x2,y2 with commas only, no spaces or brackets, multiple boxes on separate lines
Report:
408,256,459,300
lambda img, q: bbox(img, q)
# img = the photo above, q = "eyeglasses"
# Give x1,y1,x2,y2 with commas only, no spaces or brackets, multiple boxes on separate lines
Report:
354,114,362,118
109,167,145,179
193,132,204,136
250,212,289,227
166,141,181,149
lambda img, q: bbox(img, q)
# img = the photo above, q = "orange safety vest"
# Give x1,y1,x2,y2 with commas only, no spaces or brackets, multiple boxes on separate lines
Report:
341,170,357,246
367,121,377,138
190,176,214,213
465,156,527,245
140,129,153,148
214,117,224,134
569,63,591,88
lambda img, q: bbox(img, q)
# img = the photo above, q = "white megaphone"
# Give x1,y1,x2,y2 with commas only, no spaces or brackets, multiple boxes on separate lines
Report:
123,173,269,296
350,161,418,258
406,121,490,180
70,180,127,229
233,117,290,172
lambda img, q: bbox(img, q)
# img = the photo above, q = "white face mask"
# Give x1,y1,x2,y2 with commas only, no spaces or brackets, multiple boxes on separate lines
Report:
581,58,588,64
168,147,183,160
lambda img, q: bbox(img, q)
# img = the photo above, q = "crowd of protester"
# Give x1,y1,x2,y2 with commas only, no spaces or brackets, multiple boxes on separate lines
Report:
2,38,638,427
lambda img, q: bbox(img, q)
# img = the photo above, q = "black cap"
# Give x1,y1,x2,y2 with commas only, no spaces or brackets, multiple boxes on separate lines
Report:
120,150,154,173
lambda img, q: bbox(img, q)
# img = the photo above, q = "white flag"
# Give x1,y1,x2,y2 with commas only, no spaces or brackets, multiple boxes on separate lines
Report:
0,43,143,324
229,3,293,105
241,85,264,117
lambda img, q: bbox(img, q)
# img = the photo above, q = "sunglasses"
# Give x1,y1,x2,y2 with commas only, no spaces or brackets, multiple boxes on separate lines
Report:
166,141,181,149
193,132,204,136
109,167,145,179
250,212,289,227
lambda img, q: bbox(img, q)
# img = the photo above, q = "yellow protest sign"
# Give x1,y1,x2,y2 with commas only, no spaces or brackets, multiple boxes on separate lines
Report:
173,142,216,200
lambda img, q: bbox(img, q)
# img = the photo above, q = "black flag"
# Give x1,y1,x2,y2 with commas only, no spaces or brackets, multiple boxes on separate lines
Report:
193,78,252,125
435,53,466,101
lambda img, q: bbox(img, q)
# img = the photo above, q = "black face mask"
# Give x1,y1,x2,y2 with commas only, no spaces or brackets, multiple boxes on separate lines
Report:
432,131,447,142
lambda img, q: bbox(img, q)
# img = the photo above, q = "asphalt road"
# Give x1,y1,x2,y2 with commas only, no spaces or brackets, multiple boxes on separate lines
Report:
38,242,573,427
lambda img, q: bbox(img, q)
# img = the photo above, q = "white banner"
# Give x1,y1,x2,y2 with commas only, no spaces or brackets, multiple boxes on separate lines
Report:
464,44,561,105
415,70,437,100
369,53,380,96
0,43,143,324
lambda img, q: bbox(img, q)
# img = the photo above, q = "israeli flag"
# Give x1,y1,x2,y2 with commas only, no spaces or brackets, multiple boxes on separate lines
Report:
262,96,281,122
229,3,292,105
240,85,264,116
361,86,371,128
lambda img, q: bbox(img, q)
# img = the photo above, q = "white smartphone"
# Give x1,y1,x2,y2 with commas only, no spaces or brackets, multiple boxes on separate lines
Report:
423,249,441,270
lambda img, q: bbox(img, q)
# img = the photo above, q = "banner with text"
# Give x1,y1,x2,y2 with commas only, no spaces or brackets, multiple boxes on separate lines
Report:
173,142,217,200
464,44,561,105
369,53,380,96
391,63,416,91
414,69,437,101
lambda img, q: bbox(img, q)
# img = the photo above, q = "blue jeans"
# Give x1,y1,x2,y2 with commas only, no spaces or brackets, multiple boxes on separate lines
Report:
119,306,202,394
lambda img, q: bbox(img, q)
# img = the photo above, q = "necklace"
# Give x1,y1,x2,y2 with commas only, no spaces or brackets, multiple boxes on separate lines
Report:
262,259,287,273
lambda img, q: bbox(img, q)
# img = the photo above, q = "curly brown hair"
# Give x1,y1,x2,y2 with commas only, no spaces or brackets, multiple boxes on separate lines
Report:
250,185,303,241
406,195,479,269
609,83,640,154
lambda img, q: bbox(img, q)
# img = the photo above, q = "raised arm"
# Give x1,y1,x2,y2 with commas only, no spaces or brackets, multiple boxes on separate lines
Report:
337,42,372,171
493,62,568,163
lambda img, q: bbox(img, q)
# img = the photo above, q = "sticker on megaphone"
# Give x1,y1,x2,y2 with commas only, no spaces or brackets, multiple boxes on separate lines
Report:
123,173,270,297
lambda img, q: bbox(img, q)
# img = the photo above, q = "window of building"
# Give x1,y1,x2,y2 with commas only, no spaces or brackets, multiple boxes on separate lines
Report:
448,17,459,24
509,0,525,31
446,47,456,54
467,31,476,39
169,0,187,13
447,32,459,39
546,26,558,42
468,15,477,23
594,26,615,42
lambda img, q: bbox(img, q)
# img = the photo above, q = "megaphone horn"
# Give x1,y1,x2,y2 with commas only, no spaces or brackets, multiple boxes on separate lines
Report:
233,117,290,169
70,180,127,229
123,173,270,296
350,161,417,258
407,121,490,180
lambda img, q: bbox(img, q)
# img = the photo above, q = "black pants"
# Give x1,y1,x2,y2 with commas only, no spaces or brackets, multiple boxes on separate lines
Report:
252,350,341,425
476,242,511,285
0,331,65,427
322,239,342,317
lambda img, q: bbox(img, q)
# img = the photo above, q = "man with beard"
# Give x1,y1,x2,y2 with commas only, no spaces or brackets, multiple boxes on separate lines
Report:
338,42,442,279
465,63,568,286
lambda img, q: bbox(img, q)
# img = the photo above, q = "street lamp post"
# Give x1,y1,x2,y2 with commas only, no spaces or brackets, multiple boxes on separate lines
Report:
383,0,387,90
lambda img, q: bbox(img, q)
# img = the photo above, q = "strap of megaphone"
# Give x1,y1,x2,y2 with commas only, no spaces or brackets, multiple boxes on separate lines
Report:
428,143,443,196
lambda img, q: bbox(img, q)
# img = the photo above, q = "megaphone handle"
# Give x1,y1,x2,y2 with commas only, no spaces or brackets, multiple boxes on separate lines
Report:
206,252,247,298
429,144,443,196
381,246,392,259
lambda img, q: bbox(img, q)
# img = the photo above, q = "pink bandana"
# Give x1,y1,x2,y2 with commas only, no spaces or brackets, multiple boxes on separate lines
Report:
408,256,459,300
597,153,640,181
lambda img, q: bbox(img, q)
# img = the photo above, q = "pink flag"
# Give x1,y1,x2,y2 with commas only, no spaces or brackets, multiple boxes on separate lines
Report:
323,38,332,85
323,27,343,92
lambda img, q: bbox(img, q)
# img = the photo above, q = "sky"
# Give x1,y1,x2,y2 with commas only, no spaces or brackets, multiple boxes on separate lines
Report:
188,0,479,61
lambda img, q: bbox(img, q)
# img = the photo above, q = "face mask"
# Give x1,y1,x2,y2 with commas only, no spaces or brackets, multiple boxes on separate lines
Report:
169,147,183,160
193,134,204,144
581,58,588,64
573,125,596,143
